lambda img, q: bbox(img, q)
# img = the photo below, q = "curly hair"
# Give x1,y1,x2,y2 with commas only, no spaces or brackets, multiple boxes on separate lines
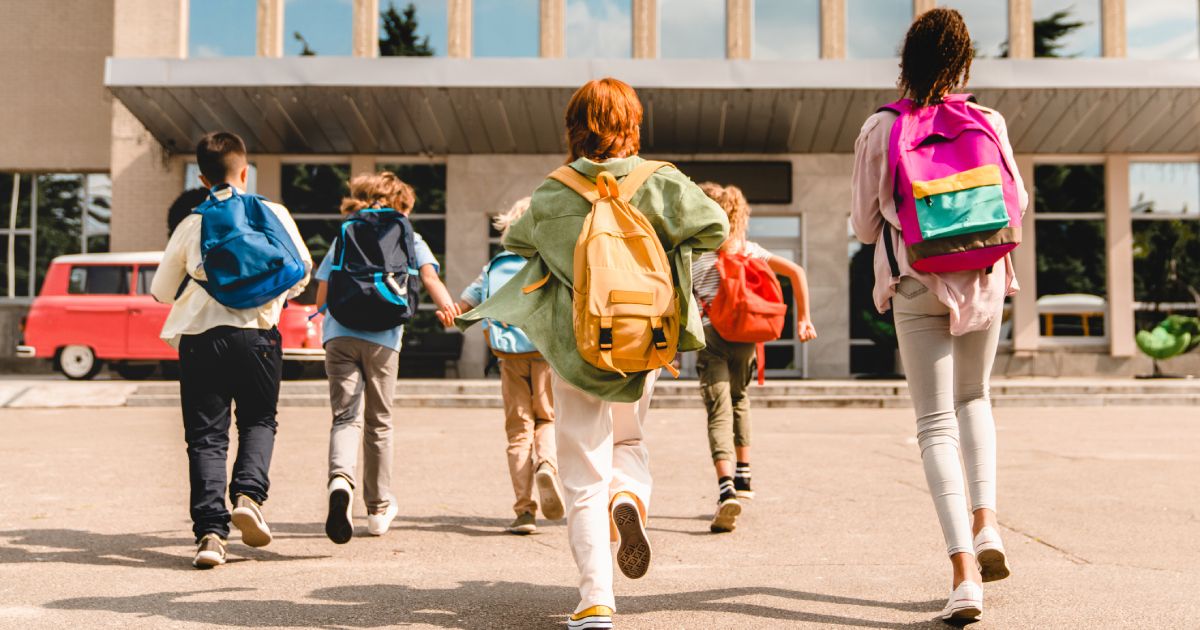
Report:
340,171,416,215
492,197,531,239
898,8,974,107
564,78,642,162
699,182,752,252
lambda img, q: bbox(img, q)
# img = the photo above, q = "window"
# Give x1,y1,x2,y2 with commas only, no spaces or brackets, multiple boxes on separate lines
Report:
846,0,910,59
1034,0,1101,58
474,0,539,57
1131,162,1200,330
1127,0,1200,60
753,0,819,60
671,161,792,204
660,0,726,59
188,0,257,58
185,163,258,193
380,0,447,56
137,266,158,296
567,0,633,58
286,0,354,56
68,266,131,295
281,163,350,264
939,0,1007,58
1034,164,1107,339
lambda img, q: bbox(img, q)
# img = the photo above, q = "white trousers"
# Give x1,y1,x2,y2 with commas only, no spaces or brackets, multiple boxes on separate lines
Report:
552,370,658,613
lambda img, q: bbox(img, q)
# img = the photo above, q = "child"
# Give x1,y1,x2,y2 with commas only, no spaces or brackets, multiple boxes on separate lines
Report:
692,183,816,534
450,197,564,536
315,171,460,544
455,78,728,630
150,131,312,569
851,8,1024,622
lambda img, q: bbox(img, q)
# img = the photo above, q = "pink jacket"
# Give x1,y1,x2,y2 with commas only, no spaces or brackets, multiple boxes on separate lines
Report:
851,104,1028,335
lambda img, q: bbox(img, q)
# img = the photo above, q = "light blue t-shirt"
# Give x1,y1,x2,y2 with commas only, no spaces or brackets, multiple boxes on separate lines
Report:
314,231,439,352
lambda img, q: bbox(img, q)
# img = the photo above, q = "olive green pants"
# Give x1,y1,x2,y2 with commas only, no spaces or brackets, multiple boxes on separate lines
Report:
697,325,755,463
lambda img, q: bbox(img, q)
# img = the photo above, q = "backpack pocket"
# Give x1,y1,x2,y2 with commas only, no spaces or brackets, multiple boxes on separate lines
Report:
912,165,1010,240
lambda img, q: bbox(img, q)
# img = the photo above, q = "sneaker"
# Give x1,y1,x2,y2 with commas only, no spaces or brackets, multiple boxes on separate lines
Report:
734,463,755,500
231,494,272,548
508,511,537,535
940,580,983,622
366,496,399,536
567,605,614,629
611,492,651,579
325,476,354,544
710,495,742,534
192,533,226,569
535,463,566,521
974,526,1011,583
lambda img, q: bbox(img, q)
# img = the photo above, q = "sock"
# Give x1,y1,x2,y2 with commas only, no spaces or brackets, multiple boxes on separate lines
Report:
718,476,736,503
734,462,752,491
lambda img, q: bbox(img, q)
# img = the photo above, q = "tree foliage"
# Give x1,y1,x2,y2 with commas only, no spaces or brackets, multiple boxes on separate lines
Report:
1033,10,1087,58
379,2,434,57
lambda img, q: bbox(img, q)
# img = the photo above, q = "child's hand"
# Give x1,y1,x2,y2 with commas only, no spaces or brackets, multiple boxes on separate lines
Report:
797,319,817,342
435,309,455,327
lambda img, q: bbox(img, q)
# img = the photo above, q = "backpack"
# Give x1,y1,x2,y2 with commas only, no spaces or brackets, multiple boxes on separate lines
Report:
325,208,421,332
879,94,1023,274
483,252,539,357
548,161,680,378
191,186,307,309
702,248,787,385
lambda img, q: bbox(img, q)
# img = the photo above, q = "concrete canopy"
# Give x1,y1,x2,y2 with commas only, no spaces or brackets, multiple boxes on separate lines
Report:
105,57,1200,156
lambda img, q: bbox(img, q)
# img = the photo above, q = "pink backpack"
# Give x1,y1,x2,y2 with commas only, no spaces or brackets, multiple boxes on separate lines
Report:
880,94,1022,274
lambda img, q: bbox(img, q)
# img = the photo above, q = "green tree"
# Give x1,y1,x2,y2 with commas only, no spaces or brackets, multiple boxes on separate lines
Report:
379,2,434,56
294,31,316,56
1033,9,1087,58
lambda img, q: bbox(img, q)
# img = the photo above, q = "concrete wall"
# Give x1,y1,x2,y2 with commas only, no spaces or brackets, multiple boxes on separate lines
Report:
0,0,114,172
794,154,853,378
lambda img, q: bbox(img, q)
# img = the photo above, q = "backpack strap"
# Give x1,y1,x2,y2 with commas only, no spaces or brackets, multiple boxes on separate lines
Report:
548,166,600,203
618,160,672,201
882,223,901,278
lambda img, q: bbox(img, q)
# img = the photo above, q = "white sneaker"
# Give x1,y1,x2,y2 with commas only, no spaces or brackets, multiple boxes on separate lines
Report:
325,476,354,544
366,496,399,536
535,464,566,521
940,580,983,622
974,526,1011,582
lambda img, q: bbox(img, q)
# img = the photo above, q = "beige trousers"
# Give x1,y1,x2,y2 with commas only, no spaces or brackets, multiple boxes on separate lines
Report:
325,337,399,514
553,369,658,614
500,356,557,515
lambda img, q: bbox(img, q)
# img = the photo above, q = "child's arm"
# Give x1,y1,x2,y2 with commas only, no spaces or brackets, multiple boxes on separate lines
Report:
422,264,461,327
150,218,193,304
767,255,817,342
315,281,327,309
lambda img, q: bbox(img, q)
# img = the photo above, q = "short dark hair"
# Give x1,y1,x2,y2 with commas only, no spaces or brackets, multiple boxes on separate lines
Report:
167,188,210,236
195,131,248,184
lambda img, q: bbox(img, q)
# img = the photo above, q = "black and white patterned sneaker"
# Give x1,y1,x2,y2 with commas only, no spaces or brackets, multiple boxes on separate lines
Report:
734,462,754,500
611,493,651,579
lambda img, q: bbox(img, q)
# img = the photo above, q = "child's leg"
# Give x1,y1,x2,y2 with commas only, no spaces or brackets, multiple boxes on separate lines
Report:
360,341,400,513
325,338,367,488
610,369,657,510
530,358,557,473
501,357,538,515
552,373,616,613
698,342,735,475
179,333,235,542
228,328,282,506
727,342,756,460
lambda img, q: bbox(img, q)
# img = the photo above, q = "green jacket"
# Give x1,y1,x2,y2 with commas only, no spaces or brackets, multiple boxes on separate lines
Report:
456,156,729,402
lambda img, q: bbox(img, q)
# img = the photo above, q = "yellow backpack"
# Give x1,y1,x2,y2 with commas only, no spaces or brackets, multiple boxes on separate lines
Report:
548,161,680,378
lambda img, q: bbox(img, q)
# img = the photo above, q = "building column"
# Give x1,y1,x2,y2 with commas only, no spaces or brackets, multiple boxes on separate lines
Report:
1008,0,1033,59
820,0,845,59
353,0,380,58
632,0,657,58
913,0,934,16
257,0,284,57
1106,154,1134,357
349,155,376,177
727,0,752,59
255,155,282,201
540,0,565,57
1101,0,1125,57
448,0,472,58
1011,155,1038,352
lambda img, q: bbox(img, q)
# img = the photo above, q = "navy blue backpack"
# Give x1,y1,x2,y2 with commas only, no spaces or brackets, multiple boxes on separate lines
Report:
191,186,307,309
326,208,421,332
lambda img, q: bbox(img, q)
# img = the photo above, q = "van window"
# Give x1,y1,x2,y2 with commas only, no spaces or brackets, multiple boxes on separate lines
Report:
136,266,158,295
68,266,132,295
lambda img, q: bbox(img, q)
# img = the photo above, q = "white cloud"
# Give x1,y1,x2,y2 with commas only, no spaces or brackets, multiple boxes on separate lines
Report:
194,44,223,58
566,0,634,58
659,0,726,58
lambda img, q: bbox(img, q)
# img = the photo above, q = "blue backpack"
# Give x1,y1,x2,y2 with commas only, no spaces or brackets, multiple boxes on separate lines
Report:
326,208,421,332
191,186,307,309
483,251,538,356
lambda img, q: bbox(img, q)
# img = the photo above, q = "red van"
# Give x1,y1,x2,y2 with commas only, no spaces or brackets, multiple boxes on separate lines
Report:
16,252,324,379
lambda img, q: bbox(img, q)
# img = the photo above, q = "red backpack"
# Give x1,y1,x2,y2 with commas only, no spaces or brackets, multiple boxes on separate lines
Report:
703,250,787,385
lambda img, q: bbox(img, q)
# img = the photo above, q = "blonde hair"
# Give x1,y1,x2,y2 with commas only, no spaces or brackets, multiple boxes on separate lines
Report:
700,182,751,251
492,197,531,239
340,171,416,215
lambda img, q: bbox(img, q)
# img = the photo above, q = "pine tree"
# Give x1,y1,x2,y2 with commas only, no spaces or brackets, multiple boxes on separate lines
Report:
379,2,434,56
1033,10,1086,58
294,31,316,56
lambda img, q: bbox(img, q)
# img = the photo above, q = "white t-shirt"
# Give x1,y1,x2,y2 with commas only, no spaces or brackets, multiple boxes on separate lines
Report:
691,241,773,325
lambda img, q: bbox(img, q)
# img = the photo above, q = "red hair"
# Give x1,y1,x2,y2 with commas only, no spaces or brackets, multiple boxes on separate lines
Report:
564,77,643,162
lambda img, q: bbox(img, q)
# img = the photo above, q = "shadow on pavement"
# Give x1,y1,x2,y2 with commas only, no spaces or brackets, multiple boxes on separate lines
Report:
272,515,556,540
44,581,946,629
0,528,328,570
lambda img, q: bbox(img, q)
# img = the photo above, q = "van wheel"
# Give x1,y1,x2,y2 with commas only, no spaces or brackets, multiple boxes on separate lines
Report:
57,345,101,380
113,363,157,380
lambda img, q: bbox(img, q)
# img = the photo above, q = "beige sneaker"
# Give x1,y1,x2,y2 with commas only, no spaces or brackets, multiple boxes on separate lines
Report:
231,494,273,548
974,526,1011,582
535,463,565,521
366,496,398,536
192,533,226,569
940,580,983,622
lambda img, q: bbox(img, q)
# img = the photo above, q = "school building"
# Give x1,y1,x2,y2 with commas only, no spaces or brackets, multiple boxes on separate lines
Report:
2,0,1199,378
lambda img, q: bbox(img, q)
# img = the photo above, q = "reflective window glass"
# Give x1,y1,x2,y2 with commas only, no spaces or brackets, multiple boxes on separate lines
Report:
567,0,633,58
753,0,819,60
379,0,447,56
1131,162,1200,218
285,0,354,56
939,0,1007,58
1128,0,1200,59
188,0,257,58
660,0,726,58
846,0,910,59
1034,164,1107,339
474,0,539,57
1033,0,1101,58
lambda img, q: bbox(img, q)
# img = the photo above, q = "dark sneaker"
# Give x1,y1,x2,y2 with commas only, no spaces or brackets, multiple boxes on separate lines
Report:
508,511,537,535
611,493,651,579
567,605,614,629
734,463,754,500
535,463,566,521
192,533,226,569
231,494,273,548
710,495,742,533
325,476,354,544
